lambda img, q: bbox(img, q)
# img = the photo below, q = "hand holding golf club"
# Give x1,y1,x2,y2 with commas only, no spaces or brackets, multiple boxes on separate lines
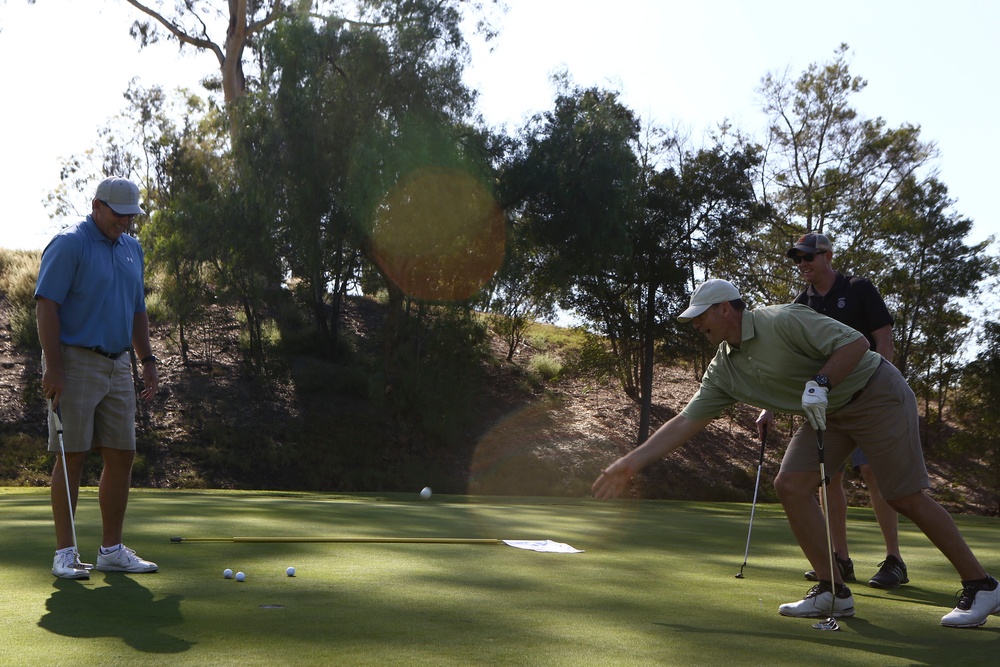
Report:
801,381,828,431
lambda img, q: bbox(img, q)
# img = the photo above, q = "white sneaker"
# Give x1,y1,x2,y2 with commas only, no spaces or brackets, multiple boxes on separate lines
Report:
95,545,158,573
941,579,1000,628
52,548,90,579
778,584,855,618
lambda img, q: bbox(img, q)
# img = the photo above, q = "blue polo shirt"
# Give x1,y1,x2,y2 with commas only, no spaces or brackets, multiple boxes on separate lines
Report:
35,216,146,354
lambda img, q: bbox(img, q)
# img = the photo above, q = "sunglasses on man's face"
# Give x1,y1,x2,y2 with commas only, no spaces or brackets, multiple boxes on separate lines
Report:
792,251,826,264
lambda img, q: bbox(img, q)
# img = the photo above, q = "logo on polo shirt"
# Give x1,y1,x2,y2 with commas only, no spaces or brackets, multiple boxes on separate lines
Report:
837,297,846,309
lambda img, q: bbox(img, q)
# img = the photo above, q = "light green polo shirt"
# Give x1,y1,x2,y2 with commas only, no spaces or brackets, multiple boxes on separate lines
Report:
680,304,883,421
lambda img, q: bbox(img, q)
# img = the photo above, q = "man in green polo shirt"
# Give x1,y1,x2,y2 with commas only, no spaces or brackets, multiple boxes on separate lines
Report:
591,278,1000,628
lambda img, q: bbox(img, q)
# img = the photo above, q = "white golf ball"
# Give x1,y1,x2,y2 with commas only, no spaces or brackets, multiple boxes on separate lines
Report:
420,486,432,500
286,566,296,577
235,571,246,582
223,568,233,579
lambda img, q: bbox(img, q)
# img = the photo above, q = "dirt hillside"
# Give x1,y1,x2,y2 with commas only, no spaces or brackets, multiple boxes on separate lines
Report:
0,294,991,513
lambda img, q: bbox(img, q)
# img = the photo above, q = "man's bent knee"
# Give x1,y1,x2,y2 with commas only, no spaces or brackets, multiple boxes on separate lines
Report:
774,471,819,501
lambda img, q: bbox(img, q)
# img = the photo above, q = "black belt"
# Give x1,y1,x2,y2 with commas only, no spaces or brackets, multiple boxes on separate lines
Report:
81,346,128,360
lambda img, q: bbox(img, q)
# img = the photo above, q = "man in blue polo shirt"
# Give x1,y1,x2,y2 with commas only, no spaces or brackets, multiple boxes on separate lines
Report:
592,279,1000,628
35,176,159,579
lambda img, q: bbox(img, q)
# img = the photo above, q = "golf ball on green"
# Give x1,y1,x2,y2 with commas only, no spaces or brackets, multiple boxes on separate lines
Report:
235,571,246,582
223,568,233,579
286,566,296,577
420,486,432,500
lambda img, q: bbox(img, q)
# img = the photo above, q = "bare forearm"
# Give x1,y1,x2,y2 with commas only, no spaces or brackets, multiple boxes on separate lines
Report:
132,311,153,359
37,297,65,403
628,415,710,470
36,298,63,368
592,414,711,498
871,325,894,366
818,337,871,387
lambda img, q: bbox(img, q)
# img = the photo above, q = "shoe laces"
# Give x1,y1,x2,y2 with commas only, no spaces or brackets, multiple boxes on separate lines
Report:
57,549,85,569
954,584,982,611
876,557,903,575
804,583,832,599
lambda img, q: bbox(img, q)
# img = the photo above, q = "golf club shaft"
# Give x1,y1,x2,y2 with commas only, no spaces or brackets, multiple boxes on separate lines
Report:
738,427,767,572
50,401,79,552
171,536,503,544
816,429,838,619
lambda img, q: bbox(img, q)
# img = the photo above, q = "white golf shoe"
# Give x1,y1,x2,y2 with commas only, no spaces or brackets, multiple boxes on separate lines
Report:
779,583,855,618
52,548,90,579
95,545,158,573
941,578,1000,628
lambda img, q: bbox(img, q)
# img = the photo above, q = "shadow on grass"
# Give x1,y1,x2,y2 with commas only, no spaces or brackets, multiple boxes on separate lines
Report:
38,574,192,653
654,617,1000,664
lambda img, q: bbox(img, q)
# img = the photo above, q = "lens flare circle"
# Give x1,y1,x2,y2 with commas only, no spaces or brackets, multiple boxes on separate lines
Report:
370,167,505,302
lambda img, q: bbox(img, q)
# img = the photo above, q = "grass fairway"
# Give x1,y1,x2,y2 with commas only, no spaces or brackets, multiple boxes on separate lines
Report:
1,488,999,666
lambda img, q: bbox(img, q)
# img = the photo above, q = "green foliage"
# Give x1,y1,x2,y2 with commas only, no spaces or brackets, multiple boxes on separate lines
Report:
949,321,1000,513
528,353,562,382
881,176,996,381
0,433,51,486
755,43,936,304
384,306,493,447
0,249,41,349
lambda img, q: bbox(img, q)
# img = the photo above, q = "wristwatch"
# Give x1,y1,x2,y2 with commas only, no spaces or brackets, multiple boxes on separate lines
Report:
812,374,831,389
141,355,158,365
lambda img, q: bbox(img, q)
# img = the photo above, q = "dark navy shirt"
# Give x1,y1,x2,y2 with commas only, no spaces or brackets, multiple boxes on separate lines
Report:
793,272,893,351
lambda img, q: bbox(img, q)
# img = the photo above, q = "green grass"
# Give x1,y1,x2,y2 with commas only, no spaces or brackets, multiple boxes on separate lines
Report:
2,489,999,665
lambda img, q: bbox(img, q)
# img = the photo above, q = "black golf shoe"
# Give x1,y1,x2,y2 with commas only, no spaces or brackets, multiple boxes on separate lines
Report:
804,553,855,582
868,555,909,589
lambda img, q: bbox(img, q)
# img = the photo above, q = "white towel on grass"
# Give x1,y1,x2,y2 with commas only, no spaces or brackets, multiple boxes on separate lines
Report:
502,539,583,553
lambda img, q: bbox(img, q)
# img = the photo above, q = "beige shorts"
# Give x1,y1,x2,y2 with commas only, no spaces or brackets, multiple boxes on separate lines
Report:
779,361,928,501
44,346,136,453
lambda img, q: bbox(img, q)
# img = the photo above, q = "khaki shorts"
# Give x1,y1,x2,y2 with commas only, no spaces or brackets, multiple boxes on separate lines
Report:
779,361,928,501
44,346,136,453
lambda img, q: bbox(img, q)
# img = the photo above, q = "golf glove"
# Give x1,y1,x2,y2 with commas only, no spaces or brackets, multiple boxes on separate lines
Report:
801,380,829,431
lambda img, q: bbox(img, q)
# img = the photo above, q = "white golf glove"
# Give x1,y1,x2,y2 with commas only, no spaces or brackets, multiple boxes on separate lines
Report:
801,380,829,431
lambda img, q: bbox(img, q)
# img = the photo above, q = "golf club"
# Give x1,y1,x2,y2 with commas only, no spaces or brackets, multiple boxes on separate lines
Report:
736,425,767,578
812,428,840,632
50,401,91,572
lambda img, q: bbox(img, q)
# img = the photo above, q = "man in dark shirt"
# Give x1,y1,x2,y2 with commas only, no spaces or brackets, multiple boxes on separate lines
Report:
763,231,906,589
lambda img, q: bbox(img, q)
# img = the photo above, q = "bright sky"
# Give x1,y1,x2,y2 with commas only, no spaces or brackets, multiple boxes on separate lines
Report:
1,0,997,252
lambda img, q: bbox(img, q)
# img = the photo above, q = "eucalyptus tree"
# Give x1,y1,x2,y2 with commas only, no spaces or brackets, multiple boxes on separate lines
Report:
241,3,496,366
951,321,1000,513
880,176,995,387
756,44,935,287
509,84,766,443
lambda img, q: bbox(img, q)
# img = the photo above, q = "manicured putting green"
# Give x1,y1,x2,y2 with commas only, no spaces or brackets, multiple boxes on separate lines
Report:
1,488,999,666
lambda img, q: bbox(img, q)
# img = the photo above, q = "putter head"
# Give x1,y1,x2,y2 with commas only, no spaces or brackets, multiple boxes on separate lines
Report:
812,617,840,631
735,571,745,579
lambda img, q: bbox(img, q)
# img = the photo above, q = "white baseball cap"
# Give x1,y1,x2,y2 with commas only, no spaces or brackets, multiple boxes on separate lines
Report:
677,279,742,323
95,177,145,216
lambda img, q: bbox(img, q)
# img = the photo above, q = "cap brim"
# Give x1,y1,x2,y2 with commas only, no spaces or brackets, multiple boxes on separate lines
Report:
108,203,145,215
677,304,711,323
786,244,810,257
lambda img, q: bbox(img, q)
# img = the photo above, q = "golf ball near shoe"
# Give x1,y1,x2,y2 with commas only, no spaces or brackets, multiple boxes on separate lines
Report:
235,571,246,582
223,568,233,579
420,486,432,500
286,566,296,577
